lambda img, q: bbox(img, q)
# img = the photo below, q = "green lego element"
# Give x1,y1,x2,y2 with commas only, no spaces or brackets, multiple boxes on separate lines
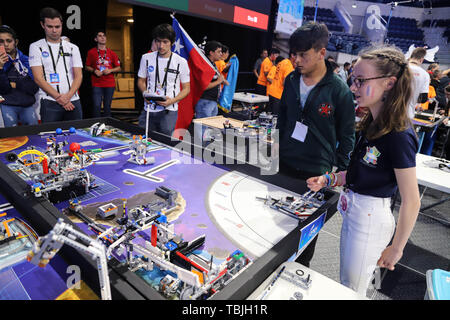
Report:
234,253,244,260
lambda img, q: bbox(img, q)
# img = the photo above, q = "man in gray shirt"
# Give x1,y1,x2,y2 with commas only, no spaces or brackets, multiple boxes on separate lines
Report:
253,49,268,80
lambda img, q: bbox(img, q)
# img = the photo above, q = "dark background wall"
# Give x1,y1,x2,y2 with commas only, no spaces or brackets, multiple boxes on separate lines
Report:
1,0,277,114
1,0,109,117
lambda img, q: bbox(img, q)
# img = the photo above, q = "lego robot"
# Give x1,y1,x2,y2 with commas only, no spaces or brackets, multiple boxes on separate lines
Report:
27,218,111,300
256,190,326,220
127,135,155,165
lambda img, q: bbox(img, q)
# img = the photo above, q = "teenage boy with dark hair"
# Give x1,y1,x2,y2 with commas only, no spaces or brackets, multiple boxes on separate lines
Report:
29,7,84,122
215,44,230,77
276,22,355,267
137,23,190,136
256,47,280,95
85,30,121,118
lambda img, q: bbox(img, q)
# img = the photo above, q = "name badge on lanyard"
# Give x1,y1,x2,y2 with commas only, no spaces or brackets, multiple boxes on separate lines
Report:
50,73,60,85
291,121,308,142
98,48,108,72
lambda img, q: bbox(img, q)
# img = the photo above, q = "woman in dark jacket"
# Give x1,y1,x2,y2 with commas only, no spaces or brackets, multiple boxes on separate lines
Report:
0,25,38,127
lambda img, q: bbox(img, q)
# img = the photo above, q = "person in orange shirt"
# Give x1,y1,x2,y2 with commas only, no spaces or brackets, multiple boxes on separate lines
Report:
267,56,285,113
256,48,280,96
215,44,230,74
266,52,295,114
419,85,436,111
215,44,230,90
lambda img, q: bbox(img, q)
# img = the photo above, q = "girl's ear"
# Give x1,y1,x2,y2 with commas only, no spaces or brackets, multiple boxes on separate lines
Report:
385,76,397,91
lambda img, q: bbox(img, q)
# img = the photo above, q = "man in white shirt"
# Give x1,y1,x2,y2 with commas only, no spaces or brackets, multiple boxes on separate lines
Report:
408,47,429,119
338,62,350,84
29,7,83,123
137,24,190,136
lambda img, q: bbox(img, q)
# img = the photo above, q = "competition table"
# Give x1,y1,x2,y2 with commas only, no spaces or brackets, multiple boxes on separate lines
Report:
416,153,450,211
0,118,338,300
413,111,449,153
247,262,367,300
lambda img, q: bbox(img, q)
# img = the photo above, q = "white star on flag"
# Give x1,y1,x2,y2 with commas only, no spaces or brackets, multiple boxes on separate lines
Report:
173,38,184,55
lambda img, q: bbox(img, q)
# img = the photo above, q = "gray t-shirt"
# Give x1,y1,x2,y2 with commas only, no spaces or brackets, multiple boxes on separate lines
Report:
254,58,263,75
299,76,316,109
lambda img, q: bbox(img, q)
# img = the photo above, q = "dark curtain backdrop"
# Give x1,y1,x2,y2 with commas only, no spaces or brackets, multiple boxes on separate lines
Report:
2,0,109,117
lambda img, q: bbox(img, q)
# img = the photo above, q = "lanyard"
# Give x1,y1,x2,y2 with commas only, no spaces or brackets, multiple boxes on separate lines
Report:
46,40,65,74
155,52,173,95
7,53,28,77
97,48,107,64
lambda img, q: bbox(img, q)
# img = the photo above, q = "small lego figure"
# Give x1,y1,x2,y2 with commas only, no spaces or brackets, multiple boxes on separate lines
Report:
127,135,155,165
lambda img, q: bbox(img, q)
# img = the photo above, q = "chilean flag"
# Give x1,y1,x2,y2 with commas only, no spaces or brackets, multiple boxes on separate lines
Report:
172,17,216,137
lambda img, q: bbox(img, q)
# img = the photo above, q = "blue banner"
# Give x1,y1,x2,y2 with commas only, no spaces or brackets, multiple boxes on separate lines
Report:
218,55,239,113
298,211,327,252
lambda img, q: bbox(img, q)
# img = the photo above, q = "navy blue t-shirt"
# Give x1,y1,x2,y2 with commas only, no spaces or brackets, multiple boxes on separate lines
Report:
345,126,418,198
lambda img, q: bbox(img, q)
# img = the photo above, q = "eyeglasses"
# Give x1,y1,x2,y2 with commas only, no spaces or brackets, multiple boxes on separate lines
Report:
351,75,390,88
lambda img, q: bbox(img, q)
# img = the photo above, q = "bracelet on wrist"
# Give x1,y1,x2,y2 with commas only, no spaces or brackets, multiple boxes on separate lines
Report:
324,174,331,187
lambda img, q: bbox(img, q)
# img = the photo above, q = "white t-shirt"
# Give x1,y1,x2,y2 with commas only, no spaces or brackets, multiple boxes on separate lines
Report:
29,39,83,102
299,76,316,109
138,51,190,112
408,63,429,119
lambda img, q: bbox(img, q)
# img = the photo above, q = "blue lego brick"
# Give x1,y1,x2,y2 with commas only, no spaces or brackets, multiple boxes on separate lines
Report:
156,215,167,224
165,241,178,251
230,249,241,257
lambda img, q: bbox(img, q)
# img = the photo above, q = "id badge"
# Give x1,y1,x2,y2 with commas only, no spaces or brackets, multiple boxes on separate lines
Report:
337,192,349,215
291,121,308,142
49,73,60,85
99,65,106,72
155,86,165,96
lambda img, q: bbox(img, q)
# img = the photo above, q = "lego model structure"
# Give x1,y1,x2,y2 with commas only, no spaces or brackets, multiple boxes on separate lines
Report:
222,112,277,141
0,213,38,270
0,120,337,300
125,135,155,165
89,122,116,137
60,186,251,300
256,190,326,220
6,132,99,201
423,157,450,173
27,218,111,300
97,203,118,220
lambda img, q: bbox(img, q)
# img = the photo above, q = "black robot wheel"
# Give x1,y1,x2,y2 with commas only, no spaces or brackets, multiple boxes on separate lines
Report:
6,152,18,162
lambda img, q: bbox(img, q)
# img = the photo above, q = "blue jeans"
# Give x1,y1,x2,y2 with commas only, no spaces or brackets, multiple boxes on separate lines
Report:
1,104,38,127
92,87,115,118
40,99,83,123
138,109,178,136
195,99,218,141
420,130,437,155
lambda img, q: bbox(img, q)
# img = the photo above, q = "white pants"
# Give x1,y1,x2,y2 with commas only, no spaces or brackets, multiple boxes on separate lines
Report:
338,189,396,296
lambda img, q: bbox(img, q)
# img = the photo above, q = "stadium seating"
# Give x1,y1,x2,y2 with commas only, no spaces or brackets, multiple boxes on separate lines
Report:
301,6,430,55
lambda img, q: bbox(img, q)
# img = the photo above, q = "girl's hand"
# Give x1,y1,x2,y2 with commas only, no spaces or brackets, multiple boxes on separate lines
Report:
306,175,327,192
377,245,403,271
